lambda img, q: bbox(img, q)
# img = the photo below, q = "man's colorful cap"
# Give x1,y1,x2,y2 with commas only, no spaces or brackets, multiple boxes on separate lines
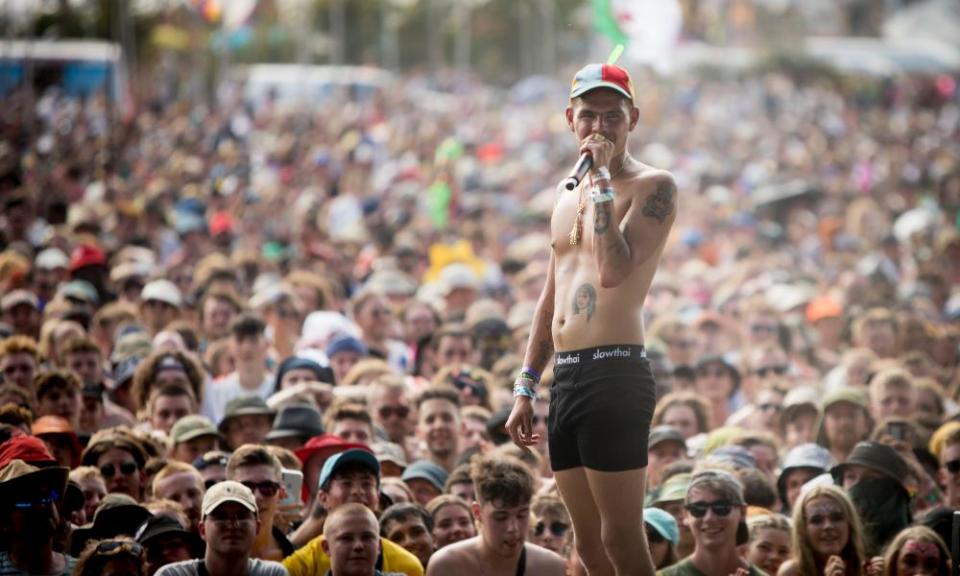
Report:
570,63,634,101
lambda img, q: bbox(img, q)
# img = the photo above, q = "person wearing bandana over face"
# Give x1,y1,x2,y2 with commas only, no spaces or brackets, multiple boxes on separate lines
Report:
880,526,951,576
831,441,912,558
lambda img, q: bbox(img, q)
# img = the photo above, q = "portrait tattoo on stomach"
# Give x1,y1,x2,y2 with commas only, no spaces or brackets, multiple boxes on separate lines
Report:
572,283,597,321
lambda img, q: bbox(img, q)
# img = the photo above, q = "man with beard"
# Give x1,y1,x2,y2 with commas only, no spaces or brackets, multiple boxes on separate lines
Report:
155,481,287,576
832,441,912,556
426,456,565,576
0,459,77,575
415,387,461,473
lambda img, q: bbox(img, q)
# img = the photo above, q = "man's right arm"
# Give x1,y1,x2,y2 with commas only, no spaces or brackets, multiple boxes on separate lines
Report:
520,251,556,373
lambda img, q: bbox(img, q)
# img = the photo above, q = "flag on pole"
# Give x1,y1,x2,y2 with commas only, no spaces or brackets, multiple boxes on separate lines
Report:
591,0,629,46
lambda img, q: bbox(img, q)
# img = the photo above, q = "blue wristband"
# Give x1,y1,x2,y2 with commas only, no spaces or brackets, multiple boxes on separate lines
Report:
513,384,536,399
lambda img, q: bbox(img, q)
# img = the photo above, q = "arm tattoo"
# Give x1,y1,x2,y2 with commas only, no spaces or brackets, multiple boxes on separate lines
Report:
572,283,597,322
643,180,675,223
594,201,611,235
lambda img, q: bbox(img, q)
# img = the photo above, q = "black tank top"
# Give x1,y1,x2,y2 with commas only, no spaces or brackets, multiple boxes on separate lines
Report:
516,546,527,576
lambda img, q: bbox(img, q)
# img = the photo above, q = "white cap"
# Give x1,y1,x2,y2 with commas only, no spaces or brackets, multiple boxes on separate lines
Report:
201,480,258,518
35,248,69,271
140,279,183,308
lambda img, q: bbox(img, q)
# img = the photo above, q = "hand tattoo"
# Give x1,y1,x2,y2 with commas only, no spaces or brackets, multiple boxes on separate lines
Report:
643,179,676,223
572,283,597,321
594,202,611,235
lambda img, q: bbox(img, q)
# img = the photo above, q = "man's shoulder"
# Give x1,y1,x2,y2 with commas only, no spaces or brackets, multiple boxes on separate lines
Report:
428,538,477,566
248,558,289,576
657,558,702,576
524,542,566,569
154,559,203,576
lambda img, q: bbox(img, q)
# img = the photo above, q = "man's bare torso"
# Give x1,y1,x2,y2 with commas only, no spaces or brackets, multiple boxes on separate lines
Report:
550,163,670,352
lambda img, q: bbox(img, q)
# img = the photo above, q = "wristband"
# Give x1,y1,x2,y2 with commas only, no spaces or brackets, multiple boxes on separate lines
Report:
594,166,611,181
513,384,536,399
591,188,615,204
520,366,541,382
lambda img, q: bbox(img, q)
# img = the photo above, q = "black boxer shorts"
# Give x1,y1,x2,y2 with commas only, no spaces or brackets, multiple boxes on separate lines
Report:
548,344,657,472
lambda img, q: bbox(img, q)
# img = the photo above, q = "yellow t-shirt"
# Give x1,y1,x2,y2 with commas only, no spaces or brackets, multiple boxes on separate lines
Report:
283,534,424,576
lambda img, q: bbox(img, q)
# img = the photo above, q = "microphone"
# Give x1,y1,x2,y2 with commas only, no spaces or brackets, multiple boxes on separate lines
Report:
561,153,593,191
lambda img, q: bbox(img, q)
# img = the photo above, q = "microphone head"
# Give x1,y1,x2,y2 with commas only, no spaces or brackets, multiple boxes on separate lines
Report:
562,178,578,191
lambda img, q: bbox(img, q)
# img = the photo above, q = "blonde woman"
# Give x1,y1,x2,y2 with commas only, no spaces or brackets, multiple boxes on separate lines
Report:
779,485,872,576
746,513,791,576
881,526,951,576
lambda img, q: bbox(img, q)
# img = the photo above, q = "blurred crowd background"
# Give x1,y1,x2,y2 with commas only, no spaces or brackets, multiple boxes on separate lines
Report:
0,1,959,575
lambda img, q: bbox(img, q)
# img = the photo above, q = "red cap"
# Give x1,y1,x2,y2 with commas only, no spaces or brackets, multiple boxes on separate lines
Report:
569,63,635,101
69,244,107,272
806,296,843,324
209,212,234,236
0,435,57,468
294,434,371,501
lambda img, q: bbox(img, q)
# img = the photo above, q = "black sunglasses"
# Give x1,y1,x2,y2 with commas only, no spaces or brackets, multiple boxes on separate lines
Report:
686,500,734,518
945,459,960,474
534,521,569,537
755,365,788,377
194,455,229,471
100,461,138,478
95,540,144,556
241,480,280,497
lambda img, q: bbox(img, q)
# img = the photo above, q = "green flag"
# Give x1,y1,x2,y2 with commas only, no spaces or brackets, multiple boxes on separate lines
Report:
591,0,628,46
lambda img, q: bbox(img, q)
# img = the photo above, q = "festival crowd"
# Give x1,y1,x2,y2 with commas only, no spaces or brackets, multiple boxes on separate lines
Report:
0,60,958,576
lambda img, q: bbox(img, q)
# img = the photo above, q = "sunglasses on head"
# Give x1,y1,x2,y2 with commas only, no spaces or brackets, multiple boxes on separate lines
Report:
95,540,143,557
241,480,280,497
534,521,569,537
13,488,60,510
194,454,229,471
100,461,138,478
450,374,487,403
378,405,410,420
945,459,960,474
686,500,734,518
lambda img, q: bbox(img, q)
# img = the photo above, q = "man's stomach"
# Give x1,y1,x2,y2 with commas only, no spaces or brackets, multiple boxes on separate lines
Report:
551,276,650,352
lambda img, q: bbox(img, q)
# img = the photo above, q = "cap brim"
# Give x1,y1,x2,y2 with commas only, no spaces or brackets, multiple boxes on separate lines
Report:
570,82,633,100
320,450,380,489
175,430,220,443
203,496,258,518
266,428,321,441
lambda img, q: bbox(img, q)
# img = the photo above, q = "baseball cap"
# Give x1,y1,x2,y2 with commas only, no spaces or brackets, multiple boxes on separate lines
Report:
373,442,408,469
806,295,843,324
35,248,69,271
0,289,38,312
653,473,691,504
644,508,679,545
325,335,368,358
294,434,368,469
318,448,380,490
401,460,448,492
569,63,635,101
648,426,686,451
170,415,220,444
201,480,258,518
822,387,869,412
58,280,99,305
140,279,183,308
69,244,106,272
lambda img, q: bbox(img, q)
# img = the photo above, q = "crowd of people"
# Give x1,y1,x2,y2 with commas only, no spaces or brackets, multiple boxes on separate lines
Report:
0,56,958,576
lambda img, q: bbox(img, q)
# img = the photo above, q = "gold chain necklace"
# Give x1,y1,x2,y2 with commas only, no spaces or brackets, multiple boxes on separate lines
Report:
568,156,629,246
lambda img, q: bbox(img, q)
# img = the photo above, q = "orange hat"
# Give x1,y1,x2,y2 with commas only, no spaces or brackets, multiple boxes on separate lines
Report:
806,296,842,324
32,416,83,469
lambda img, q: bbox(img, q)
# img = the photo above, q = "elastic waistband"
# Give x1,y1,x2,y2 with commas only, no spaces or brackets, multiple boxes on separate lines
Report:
555,344,646,366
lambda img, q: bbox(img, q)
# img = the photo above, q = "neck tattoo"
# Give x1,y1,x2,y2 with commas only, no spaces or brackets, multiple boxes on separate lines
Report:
568,155,630,246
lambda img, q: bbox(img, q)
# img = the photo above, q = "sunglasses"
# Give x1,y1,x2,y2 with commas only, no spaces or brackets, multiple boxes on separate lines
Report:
194,454,229,471
450,373,488,403
14,488,60,510
95,540,144,557
686,500,734,518
645,528,665,544
100,461,138,478
755,365,788,377
379,405,410,420
534,521,569,537
945,459,960,474
241,480,280,497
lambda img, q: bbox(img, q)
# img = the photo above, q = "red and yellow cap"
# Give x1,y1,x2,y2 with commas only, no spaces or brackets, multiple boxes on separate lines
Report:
570,63,635,101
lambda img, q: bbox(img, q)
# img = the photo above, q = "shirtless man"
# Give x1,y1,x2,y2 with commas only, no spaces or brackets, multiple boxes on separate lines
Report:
506,62,677,576
426,456,565,576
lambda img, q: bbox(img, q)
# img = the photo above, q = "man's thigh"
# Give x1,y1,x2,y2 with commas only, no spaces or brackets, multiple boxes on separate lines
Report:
584,467,648,530
553,467,604,544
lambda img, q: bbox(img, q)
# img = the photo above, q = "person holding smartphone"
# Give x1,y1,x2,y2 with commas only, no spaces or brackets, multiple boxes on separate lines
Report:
226,444,297,561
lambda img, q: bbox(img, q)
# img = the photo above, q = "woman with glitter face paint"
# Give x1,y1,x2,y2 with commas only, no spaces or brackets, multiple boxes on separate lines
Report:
881,526,951,576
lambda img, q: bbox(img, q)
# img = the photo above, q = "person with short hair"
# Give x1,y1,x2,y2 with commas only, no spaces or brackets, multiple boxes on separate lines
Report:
226,444,296,561
426,456,565,576
149,385,198,435
34,370,83,431
367,375,414,448
81,429,149,500
153,461,206,530
218,396,275,450
867,368,915,421
0,335,39,390
323,503,384,576
325,403,375,446
155,481,288,576
168,415,220,465
70,466,108,523
201,314,274,423
380,502,436,568
416,387,461,473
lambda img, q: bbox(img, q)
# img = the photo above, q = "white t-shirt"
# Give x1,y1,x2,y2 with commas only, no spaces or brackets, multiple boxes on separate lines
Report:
155,558,287,576
201,371,275,424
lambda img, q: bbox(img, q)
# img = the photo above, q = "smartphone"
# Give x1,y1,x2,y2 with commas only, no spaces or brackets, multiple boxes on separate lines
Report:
281,468,304,506
888,422,907,441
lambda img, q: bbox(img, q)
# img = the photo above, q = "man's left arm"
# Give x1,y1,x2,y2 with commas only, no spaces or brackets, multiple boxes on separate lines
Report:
592,173,677,288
